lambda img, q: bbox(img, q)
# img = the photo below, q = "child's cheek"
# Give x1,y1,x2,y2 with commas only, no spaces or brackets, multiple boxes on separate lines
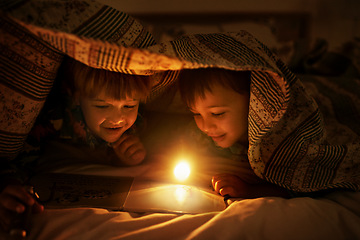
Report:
194,117,204,132
128,109,139,126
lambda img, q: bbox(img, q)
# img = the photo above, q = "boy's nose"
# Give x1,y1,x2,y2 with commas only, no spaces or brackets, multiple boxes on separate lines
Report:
201,119,216,133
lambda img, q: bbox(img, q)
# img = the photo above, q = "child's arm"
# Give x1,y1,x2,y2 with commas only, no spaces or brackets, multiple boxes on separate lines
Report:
212,173,290,199
111,134,146,166
0,184,44,232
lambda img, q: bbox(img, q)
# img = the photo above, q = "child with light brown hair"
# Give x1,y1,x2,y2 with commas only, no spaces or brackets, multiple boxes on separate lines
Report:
62,57,152,166
0,57,153,233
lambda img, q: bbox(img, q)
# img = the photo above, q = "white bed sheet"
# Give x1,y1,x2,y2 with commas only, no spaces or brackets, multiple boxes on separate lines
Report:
3,151,359,240
23,187,360,240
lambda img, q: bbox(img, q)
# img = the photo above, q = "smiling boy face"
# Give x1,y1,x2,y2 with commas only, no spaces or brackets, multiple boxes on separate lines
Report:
190,83,249,148
79,91,139,143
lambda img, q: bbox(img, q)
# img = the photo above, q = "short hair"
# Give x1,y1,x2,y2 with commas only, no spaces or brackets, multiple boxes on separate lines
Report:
62,57,152,102
178,68,251,107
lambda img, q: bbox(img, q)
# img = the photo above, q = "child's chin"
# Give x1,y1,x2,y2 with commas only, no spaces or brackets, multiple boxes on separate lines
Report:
214,141,232,149
103,135,122,144
101,129,126,142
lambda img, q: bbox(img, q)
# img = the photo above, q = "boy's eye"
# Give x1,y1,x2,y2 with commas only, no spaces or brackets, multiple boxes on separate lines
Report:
95,105,109,109
212,112,225,117
124,105,136,109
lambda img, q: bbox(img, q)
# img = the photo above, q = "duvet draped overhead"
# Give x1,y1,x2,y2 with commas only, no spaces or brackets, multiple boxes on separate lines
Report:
1,0,359,193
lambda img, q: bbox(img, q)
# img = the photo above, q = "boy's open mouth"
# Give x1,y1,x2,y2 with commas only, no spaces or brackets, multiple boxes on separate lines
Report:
210,134,226,142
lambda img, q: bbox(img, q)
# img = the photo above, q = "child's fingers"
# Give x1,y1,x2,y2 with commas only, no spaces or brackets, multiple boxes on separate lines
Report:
111,134,146,166
113,135,139,152
212,174,238,189
114,135,144,158
123,141,143,155
218,186,237,197
212,174,248,197
110,134,129,148
32,201,44,214
0,192,24,214
120,141,146,164
213,178,232,194
0,185,34,213
0,206,14,232
127,148,146,165
0,185,44,233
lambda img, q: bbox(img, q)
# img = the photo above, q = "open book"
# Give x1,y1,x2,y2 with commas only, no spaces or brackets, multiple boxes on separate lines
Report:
30,173,227,214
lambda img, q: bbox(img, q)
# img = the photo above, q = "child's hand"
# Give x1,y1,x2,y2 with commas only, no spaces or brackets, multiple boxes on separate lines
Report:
0,184,44,232
212,173,250,198
111,134,146,166
212,173,290,199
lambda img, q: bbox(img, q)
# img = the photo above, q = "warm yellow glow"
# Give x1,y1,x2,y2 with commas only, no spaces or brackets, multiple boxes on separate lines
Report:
173,185,191,204
174,161,191,181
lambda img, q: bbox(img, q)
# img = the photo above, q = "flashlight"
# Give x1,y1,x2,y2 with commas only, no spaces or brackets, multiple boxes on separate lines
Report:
174,161,191,182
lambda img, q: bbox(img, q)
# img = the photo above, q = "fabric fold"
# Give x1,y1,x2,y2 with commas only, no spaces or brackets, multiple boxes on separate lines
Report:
1,0,359,193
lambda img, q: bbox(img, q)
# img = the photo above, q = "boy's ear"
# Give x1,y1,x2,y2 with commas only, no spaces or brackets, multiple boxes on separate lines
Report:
72,91,81,105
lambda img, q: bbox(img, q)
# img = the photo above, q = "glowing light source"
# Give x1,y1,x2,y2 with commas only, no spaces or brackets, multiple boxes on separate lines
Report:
174,161,191,181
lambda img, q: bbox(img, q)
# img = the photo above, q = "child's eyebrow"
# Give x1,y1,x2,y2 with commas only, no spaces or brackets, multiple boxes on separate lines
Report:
206,104,227,109
91,98,139,103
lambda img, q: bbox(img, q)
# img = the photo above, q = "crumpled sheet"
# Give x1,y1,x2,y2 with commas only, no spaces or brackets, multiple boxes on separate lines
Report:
16,186,360,240
3,145,360,240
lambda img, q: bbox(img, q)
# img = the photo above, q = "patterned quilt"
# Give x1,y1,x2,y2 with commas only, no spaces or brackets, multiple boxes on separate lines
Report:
1,0,359,193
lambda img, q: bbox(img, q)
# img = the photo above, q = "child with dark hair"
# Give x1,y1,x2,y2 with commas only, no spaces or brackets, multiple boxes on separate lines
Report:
179,68,290,198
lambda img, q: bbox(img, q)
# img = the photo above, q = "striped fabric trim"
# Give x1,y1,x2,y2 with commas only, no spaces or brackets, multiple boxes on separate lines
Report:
133,28,156,48
248,106,267,144
248,70,288,145
170,36,212,63
0,17,63,62
72,6,155,48
0,47,56,100
0,16,62,100
73,7,128,39
254,37,297,88
150,70,180,100
265,109,324,188
251,71,286,118
195,33,272,68
276,58,298,87
0,131,27,157
89,43,135,73
303,145,347,188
